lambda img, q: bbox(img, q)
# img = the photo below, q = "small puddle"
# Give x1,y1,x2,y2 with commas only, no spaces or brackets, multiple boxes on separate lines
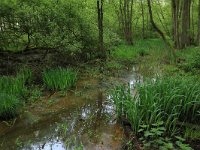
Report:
0,65,156,150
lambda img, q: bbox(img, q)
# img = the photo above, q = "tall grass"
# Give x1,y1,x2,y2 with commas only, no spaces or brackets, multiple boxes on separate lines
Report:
42,68,78,91
112,76,200,136
0,67,32,119
0,76,27,98
0,93,19,119
0,76,26,119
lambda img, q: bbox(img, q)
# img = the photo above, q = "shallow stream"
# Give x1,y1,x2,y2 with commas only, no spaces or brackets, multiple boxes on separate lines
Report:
0,65,158,150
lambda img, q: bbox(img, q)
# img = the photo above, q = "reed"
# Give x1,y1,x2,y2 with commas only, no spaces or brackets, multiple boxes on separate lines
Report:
112,76,200,136
42,68,78,91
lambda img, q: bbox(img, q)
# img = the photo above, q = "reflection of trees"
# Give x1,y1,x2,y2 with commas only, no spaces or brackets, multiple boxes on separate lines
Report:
73,90,112,142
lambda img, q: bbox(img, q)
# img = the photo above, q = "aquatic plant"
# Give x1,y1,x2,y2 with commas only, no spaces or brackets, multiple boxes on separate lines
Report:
42,68,78,91
112,76,200,135
0,72,33,119
0,76,27,98
0,93,19,119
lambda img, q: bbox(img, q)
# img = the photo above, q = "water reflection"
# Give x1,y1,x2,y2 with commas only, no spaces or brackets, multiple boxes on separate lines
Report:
6,90,122,150
1,64,153,150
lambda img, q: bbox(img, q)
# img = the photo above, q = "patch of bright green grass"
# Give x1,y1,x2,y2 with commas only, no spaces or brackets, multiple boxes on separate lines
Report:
112,39,169,62
42,68,78,91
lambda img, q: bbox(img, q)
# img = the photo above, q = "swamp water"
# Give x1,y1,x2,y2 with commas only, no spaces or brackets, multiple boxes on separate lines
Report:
0,65,159,150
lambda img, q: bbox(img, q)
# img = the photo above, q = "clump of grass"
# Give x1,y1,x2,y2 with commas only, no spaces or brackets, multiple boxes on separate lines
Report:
0,76,27,119
0,76,27,98
17,67,33,84
42,68,78,91
0,93,19,119
0,68,33,119
112,76,200,136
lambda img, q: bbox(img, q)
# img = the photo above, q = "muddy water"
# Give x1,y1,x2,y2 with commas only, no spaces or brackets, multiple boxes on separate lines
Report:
0,66,150,150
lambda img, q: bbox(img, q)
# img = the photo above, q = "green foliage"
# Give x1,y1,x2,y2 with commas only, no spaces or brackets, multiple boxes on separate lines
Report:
139,121,193,150
112,76,200,135
42,68,78,91
0,76,27,98
17,67,33,84
0,76,26,119
0,67,34,119
178,47,200,73
112,39,168,62
28,86,41,102
0,93,19,119
0,0,98,54
106,60,123,70
184,127,200,140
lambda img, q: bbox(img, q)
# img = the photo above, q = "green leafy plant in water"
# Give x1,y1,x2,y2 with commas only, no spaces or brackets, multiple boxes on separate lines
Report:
42,67,78,91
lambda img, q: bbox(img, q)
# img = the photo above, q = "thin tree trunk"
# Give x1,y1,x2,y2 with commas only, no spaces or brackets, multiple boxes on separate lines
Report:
197,0,200,45
172,0,180,49
119,0,133,45
141,0,145,39
97,0,105,59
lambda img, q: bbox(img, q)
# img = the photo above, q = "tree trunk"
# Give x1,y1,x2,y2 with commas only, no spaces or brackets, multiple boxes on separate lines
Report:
180,0,192,48
147,0,176,61
97,0,105,59
119,0,134,45
197,0,200,45
171,0,180,49
141,0,145,39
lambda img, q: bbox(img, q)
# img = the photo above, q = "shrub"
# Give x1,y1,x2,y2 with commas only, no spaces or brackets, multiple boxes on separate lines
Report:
42,68,78,91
